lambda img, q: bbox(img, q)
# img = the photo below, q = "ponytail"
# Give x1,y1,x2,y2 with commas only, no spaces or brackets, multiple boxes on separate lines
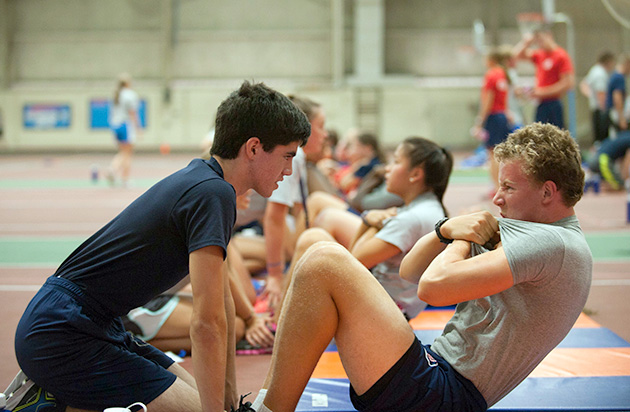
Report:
488,47,512,85
401,137,453,216
114,73,132,105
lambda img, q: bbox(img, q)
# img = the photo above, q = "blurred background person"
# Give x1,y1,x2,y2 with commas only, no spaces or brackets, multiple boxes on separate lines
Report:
580,51,616,145
107,72,142,187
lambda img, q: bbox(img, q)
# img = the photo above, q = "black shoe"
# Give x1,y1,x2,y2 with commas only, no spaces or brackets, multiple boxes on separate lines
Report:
231,392,255,412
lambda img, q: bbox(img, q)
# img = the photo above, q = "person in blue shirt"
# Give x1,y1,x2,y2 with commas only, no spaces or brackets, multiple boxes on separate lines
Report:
588,131,630,190
9,81,311,412
606,54,630,134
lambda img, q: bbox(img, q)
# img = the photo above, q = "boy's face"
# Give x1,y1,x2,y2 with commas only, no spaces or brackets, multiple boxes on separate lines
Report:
493,160,544,222
253,142,299,197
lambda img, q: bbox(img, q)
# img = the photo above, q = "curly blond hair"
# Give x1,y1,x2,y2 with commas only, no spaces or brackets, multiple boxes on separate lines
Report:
494,123,584,207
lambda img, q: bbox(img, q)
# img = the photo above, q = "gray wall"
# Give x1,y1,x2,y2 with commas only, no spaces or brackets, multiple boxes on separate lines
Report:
0,0,627,152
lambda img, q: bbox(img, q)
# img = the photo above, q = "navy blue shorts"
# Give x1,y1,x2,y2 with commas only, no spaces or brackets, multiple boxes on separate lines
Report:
15,276,177,411
483,113,510,149
349,338,487,412
536,99,565,130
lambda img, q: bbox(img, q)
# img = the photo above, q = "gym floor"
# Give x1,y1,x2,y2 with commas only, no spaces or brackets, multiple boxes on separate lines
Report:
1,151,628,397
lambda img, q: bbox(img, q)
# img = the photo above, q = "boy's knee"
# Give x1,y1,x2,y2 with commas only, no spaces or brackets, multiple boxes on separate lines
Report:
294,241,349,280
307,190,328,206
312,206,336,228
296,228,334,253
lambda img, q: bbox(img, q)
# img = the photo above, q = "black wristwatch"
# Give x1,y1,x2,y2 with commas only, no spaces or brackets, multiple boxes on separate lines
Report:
434,217,453,244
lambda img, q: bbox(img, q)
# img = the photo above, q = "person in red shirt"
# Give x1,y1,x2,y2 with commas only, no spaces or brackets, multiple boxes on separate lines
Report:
513,25,575,129
473,47,511,194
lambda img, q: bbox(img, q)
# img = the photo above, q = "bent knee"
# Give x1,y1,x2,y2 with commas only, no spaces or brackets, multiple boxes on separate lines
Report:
294,241,351,280
296,228,334,253
307,190,332,207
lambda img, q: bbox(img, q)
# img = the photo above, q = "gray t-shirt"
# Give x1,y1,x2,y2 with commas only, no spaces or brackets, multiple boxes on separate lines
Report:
372,192,445,318
430,216,592,407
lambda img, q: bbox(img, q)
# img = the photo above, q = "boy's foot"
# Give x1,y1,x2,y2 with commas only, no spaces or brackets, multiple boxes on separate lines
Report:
2,370,63,412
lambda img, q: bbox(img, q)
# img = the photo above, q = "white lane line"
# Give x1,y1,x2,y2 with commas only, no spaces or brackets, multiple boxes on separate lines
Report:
0,285,42,291
592,279,630,286
0,223,99,231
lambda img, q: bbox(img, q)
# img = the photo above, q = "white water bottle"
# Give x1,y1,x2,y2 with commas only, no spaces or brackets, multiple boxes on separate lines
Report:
104,402,147,412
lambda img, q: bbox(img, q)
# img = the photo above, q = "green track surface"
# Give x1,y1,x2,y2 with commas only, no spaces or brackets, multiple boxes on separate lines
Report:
0,232,627,266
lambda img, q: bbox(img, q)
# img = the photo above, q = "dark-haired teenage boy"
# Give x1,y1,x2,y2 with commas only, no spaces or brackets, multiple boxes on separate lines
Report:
9,81,310,412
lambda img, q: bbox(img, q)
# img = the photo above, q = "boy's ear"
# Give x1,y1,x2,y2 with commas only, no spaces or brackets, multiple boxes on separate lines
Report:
541,180,558,204
245,137,261,159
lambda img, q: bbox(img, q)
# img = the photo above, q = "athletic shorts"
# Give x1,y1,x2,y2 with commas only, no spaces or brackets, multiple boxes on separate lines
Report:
15,276,177,411
483,113,510,149
112,122,135,144
349,338,487,412
536,99,565,130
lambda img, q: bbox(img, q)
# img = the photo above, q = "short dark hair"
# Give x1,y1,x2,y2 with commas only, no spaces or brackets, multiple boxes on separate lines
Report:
211,81,311,159
598,51,615,65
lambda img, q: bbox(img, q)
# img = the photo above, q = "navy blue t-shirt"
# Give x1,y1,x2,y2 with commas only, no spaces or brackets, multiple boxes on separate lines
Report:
606,71,626,110
55,157,236,317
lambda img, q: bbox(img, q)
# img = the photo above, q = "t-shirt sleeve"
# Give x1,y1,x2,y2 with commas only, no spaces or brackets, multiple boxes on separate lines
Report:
592,72,608,92
611,74,626,94
531,50,542,65
500,219,564,285
376,210,432,254
172,179,236,258
267,172,300,207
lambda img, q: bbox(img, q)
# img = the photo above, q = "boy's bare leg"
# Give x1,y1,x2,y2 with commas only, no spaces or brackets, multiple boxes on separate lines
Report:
312,208,362,248
272,228,335,324
145,375,202,412
306,191,347,223
262,242,416,412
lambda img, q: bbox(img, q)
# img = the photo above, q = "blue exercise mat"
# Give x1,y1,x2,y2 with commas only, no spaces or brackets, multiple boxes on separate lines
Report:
296,376,630,411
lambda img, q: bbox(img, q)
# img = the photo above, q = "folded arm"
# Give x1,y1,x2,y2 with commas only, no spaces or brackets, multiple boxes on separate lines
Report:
400,211,500,284
417,240,514,306
350,208,401,268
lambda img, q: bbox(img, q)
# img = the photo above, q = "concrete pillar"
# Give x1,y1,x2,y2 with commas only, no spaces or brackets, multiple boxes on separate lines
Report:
353,0,384,83
331,0,345,87
0,0,13,90
161,0,175,104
